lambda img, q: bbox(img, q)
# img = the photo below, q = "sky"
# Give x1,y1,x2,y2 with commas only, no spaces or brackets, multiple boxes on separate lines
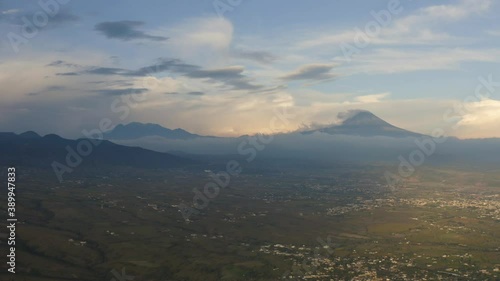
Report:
0,0,499,138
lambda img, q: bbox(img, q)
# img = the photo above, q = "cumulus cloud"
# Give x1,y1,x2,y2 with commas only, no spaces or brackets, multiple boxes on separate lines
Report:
455,98,500,138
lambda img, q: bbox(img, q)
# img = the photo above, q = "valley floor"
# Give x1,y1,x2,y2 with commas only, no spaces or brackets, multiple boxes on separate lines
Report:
0,166,499,280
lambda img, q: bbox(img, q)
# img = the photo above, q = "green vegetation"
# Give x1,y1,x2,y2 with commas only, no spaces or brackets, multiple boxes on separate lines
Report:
0,166,498,280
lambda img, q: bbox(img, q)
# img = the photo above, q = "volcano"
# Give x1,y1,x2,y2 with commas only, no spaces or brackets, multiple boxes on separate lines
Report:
303,110,424,138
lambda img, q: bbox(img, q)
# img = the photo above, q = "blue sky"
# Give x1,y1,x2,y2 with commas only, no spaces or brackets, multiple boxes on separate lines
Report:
0,0,499,138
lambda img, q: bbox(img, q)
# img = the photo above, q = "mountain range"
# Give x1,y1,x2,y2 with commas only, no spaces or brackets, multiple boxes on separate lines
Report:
104,122,205,140
0,131,188,170
2,110,499,176
106,110,424,140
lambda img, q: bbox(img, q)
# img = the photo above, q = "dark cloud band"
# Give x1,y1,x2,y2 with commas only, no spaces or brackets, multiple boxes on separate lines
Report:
95,20,168,42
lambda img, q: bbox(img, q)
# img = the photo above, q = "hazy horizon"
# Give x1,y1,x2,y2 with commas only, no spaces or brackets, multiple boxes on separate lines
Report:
1,0,499,139
1,2,499,280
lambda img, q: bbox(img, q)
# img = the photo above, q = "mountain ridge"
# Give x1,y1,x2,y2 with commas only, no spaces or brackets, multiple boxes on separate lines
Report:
104,110,424,140
104,122,205,140
0,132,191,171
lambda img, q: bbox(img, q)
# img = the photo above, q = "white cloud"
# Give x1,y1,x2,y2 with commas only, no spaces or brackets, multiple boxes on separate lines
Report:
407,0,491,23
1,9,20,15
340,48,500,74
1,2,498,139
296,0,492,49
280,63,338,82
455,98,500,138
2,52,493,139
355,93,390,103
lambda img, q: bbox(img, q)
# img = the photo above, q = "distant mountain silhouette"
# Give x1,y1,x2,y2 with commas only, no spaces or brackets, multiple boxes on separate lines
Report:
18,131,42,139
104,122,204,140
0,132,189,169
302,110,425,138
